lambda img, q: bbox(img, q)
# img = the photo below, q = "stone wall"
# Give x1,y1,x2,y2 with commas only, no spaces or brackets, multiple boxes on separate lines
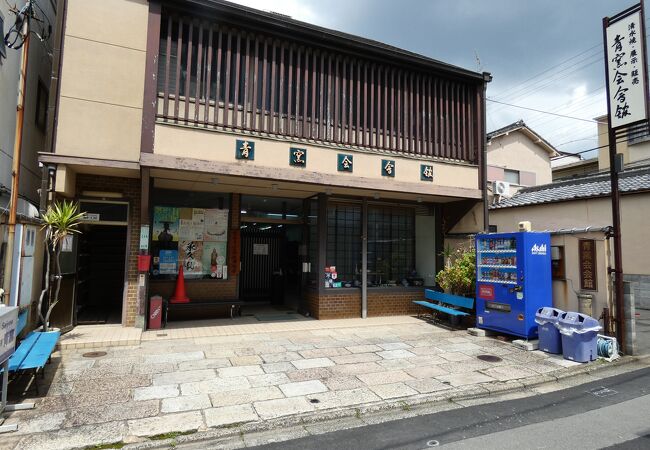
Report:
625,274,650,310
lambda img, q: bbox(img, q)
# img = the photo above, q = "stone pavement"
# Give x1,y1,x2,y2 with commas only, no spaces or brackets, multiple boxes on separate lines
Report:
0,316,628,450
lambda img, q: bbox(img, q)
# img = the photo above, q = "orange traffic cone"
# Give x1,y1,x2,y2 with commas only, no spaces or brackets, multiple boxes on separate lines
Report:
170,266,190,303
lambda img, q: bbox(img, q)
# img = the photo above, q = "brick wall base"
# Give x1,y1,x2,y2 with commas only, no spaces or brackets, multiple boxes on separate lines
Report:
305,288,425,319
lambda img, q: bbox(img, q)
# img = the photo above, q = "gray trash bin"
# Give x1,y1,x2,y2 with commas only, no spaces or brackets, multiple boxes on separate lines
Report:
535,307,564,354
557,312,601,362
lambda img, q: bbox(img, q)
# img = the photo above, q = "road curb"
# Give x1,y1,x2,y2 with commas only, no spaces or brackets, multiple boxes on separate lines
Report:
122,354,647,449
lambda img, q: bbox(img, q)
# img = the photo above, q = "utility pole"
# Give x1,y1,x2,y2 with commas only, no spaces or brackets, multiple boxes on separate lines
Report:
2,3,31,305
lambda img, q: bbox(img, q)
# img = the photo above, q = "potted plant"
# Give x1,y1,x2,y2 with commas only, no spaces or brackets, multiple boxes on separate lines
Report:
37,200,85,332
435,245,476,297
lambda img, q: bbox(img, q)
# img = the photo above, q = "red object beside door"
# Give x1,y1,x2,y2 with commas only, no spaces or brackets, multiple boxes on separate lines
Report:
148,295,163,329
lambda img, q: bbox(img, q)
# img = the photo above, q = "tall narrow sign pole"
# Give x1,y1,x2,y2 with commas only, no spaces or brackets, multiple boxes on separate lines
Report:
602,1,650,353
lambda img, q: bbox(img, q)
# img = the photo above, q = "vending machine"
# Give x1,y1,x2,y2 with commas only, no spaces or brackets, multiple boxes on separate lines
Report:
475,231,552,339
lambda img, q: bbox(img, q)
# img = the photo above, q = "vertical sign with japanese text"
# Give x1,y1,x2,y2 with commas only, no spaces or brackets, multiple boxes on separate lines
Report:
605,7,648,129
579,239,598,291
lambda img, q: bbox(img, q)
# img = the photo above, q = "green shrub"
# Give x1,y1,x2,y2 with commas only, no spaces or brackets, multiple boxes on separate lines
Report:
435,246,476,296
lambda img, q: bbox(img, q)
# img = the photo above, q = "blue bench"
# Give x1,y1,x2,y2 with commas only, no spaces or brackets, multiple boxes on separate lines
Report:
3,311,60,392
414,289,474,322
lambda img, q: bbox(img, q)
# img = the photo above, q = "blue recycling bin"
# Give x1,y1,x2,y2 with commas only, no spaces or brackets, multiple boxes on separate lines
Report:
535,307,564,354
557,312,601,363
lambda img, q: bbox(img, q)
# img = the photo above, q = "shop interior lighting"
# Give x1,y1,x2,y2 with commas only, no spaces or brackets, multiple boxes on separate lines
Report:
325,189,332,196
260,226,272,230
417,197,423,203
240,210,247,214
373,193,380,200
271,183,279,190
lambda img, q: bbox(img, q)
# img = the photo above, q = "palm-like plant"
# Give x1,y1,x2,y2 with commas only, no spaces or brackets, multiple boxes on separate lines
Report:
38,200,85,331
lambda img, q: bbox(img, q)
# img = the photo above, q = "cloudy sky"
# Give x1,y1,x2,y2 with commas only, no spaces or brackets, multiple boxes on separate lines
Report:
230,0,642,159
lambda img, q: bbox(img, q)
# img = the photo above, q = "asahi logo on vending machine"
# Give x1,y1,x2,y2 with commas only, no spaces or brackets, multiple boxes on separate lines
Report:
531,243,547,256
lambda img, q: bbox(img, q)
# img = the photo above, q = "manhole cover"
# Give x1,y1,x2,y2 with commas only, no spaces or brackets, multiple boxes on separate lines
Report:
82,351,107,358
309,398,320,404
476,354,502,363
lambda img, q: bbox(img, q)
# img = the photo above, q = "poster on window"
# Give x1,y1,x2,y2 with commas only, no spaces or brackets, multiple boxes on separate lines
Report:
202,242,227,278
203,209,228,242
159,249,178,275
178,219,204,241
153,206,179,247
179,240,203,274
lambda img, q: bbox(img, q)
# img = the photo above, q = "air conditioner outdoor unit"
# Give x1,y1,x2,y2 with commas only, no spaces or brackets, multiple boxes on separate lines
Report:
493,180,510,196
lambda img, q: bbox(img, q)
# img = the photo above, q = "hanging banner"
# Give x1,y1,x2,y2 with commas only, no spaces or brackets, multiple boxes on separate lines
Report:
604,4,649,129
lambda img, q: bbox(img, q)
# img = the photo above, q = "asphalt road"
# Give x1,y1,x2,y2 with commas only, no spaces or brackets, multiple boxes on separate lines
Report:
251,367,650,450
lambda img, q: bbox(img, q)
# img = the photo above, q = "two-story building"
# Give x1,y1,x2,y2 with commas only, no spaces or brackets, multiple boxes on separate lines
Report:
40,0,490,330
1,0,56,322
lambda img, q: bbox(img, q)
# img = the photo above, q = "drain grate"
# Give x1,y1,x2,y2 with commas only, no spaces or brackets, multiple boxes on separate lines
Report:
82,351,107,358
476,354,502,363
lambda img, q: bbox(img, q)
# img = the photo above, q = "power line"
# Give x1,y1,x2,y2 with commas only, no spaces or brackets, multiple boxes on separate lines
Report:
486,98,604,124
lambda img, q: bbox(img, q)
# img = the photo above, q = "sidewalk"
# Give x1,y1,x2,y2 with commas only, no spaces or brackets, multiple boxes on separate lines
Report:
1,316,634,450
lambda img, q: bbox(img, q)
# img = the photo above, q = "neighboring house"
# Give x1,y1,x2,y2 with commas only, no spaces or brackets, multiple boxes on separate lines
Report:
552,155,599,181
449,120,559,238
0,1,56,319
40,0,489,329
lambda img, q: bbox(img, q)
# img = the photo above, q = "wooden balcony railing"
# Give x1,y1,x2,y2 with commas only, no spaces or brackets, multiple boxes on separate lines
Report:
155,12,482,163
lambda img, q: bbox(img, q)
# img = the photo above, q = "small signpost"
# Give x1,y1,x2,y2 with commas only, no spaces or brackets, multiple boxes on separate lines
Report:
602,1,650,352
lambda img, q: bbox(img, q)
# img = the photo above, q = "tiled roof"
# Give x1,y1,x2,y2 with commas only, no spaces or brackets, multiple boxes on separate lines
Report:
490,165,650,209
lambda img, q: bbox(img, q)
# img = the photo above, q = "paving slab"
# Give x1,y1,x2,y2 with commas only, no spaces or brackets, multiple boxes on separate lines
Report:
253,397,315,420
127,410,204,437
229,355,263,366
153,369,215,385
377,349,417,360
369,382,419,399
438,352,473,362
218,365,265,378
406,377,454,394
161,394,211,413
261,362,296,374
323,375,366,391
436,371,496,387
64,400,159,427
299,347,351,358
345,344,383,354
357,369,414,386
210,386,284,408
260,352,302,363
287,367,333,382
133,384,179,401
181,377,251,395
480,365,540,382
247,372,290,387
291,357,335,370
378,342,412,350
204,404,260,427
330,353,381,365
16,421,128,450
309,387,382,409
279,380,329,397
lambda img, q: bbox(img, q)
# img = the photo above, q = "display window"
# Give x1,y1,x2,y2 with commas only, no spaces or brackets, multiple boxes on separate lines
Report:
150,189,230,279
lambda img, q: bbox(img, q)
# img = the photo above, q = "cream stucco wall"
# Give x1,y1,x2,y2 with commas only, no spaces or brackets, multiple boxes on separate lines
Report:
153,124,480,193
487,131,553,186
55,0,148,161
